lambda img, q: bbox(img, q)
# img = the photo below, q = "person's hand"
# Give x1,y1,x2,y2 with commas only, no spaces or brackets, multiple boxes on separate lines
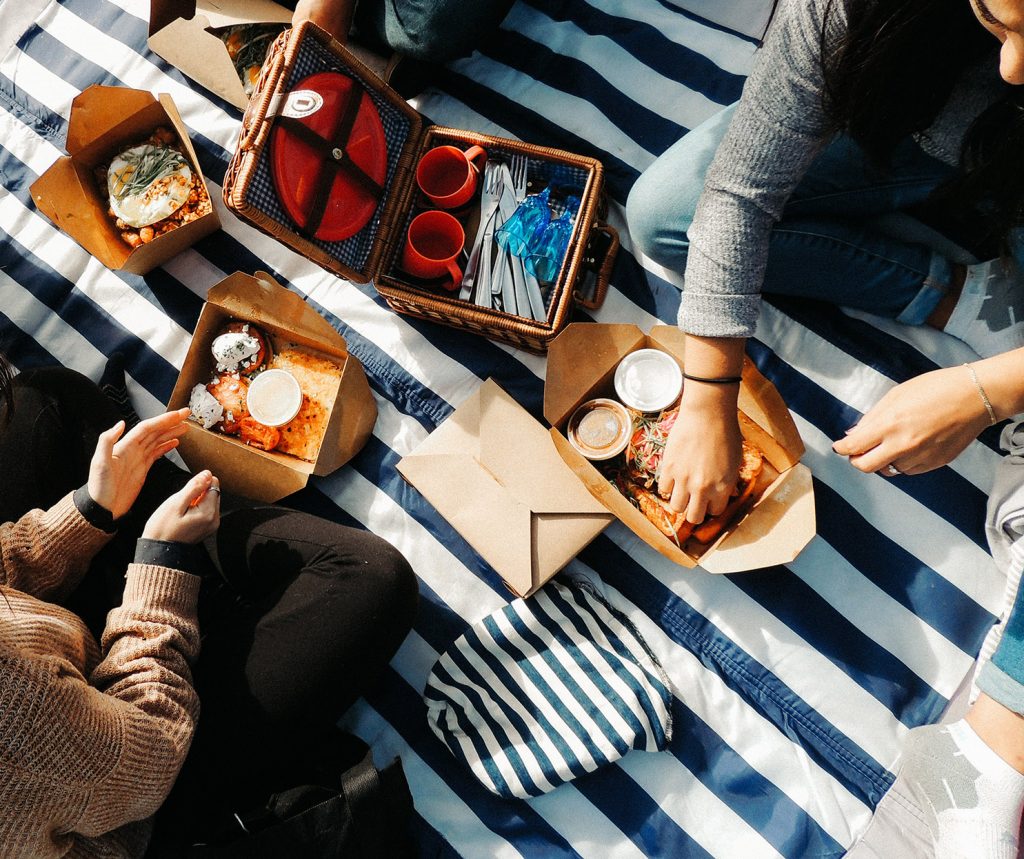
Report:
658,387,744,523
292,0,355,41
87,408,191,519
832,366,992,475
142,470,221,544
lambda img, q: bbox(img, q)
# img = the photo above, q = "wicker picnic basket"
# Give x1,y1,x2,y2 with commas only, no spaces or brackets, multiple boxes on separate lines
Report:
222,21,618,353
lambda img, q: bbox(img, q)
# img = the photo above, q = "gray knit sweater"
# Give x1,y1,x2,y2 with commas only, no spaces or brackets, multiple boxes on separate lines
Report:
680,0,1004,338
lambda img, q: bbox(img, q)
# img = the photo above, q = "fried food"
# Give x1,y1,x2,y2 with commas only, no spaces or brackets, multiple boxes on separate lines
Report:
617,438,765,547
268,347,341,462
691,442,764,544
616,473,694,546
237,415,281,451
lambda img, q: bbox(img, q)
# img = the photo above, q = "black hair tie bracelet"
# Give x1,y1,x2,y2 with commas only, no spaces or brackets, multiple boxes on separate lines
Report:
682,372,743,385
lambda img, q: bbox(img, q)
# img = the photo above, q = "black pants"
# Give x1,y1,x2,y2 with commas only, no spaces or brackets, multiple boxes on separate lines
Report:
0,368,418,846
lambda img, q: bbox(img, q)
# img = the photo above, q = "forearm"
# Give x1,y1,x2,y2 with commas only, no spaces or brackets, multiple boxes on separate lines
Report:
292,0,356,42
681,334,746,413
971,348,1024,422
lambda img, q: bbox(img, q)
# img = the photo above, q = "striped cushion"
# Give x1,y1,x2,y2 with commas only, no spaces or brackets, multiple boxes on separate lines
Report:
424,579,673,799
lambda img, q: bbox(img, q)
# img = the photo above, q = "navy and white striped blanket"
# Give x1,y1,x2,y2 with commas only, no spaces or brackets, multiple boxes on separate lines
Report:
0,0,1008,855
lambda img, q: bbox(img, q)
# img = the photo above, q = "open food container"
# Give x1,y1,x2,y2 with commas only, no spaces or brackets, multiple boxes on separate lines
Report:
543,324,816,573
148,0,294,110
222,21,619,352
30,86,219,275
167,271,377,502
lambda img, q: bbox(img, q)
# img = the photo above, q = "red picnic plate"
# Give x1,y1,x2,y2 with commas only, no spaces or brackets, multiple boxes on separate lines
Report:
270,71,388,242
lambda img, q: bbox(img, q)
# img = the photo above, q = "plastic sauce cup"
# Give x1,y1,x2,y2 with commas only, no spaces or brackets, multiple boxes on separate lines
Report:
567,398,632,460
246,369,303,427
613,349,683,414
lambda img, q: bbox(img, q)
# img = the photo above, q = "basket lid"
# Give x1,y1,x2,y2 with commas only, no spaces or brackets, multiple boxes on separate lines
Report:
270,70,388,242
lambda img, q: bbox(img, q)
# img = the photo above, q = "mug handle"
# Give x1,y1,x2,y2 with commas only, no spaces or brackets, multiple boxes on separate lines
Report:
443,260,464,292
464,145,487,169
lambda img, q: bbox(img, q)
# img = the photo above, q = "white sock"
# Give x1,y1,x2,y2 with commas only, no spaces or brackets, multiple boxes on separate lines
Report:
894,721,1024,859
944,257,1024,359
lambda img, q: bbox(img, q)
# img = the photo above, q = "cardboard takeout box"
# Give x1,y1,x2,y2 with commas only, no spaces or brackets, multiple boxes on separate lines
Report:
397,380,614,598
148,0,294,110
544,323,816,574
167,271,377,502
30,85,220,275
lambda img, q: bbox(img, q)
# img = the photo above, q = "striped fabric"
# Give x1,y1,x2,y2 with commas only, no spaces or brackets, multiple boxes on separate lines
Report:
0,0,1007,856
425,579,674,799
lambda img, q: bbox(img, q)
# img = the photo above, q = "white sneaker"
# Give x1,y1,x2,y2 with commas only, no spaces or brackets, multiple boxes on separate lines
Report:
944,257,1024,358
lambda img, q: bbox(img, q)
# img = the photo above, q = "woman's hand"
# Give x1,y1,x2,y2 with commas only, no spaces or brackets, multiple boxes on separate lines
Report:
87,408,191,519
143,470,221,544
292,0,355,41
659,386,744,523
832,366,992,475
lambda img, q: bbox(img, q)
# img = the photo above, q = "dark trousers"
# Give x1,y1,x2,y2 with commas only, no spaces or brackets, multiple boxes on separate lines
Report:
0,368,418,846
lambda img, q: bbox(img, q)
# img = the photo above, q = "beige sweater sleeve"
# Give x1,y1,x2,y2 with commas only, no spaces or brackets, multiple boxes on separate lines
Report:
1,562,202,857
0,493,112,601
74,563,202,835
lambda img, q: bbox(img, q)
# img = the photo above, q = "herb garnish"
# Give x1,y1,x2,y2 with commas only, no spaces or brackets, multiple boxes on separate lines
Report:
109,145,188,202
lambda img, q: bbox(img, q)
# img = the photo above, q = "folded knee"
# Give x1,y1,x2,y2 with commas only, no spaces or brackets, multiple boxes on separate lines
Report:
626,161,701,271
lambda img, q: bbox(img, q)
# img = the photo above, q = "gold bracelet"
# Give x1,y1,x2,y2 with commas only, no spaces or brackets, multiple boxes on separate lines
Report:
963,362,998,426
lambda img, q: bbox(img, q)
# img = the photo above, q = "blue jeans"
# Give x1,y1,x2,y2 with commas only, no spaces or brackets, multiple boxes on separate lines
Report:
979,594,1024,714
626,103,964,324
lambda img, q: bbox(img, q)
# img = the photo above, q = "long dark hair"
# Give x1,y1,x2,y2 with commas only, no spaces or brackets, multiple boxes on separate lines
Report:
0,352,12,427
820,0,1024,251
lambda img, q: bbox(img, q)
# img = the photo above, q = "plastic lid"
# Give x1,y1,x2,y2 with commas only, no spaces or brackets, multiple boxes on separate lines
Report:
270,71,388,242
567,398,632,460
246,369,303,427
613,349,683,413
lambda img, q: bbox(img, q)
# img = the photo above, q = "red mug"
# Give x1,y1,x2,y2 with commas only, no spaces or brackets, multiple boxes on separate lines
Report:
401,210,465,290
415,145,487,209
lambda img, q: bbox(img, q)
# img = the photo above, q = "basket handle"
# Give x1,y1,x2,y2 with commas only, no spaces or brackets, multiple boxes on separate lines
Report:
238,31,289,151
573,223,619,311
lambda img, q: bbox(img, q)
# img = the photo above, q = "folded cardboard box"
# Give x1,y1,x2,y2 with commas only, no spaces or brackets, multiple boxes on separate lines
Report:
148,1,390,110
167,271,377,502
148,0,293,110
544,323,816,574
30,85,220,275
398,380,614,598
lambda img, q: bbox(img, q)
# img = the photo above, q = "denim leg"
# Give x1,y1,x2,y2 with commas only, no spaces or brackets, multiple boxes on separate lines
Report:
626,103,738,273
978,583,1024,715
625,104,960,322
786,135,957,217
764,217,955,323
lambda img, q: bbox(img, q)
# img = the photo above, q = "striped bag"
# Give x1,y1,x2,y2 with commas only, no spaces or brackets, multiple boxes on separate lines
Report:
424,578,674,799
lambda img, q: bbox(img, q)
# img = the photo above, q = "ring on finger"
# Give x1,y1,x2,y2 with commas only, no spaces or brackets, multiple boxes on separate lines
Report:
207,486,221,494
882,464,902,477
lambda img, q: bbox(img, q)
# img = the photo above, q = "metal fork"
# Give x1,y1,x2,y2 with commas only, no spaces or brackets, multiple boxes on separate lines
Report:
507,155,547,321
460,161,503,302
489,155,530,311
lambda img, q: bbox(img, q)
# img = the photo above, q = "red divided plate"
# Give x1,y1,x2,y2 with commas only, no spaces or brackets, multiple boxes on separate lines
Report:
270,71,388,242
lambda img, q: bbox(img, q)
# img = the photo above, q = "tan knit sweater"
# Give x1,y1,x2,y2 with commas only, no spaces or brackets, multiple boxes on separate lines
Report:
0,493,202,858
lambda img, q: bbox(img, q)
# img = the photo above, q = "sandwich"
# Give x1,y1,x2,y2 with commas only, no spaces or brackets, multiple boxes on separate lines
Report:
617,439,764,547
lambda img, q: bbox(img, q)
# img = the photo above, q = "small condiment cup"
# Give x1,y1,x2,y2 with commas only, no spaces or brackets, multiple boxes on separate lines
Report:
613,348,683,414
246,369,303,427
567,398,632,461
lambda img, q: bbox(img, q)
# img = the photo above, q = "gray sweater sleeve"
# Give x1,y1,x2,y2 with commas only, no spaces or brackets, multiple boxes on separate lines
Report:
679,0,845,338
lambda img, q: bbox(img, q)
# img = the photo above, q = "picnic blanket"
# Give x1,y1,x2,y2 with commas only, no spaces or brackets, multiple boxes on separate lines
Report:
0,0,1010,855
